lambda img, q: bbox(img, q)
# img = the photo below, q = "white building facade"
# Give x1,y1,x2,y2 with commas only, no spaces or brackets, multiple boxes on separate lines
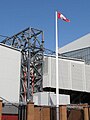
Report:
59,33,90,64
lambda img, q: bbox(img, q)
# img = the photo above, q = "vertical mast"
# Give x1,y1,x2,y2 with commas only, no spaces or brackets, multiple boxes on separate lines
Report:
56,11,59,120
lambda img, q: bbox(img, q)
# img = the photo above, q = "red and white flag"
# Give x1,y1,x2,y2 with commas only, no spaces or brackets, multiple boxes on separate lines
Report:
57,12,70,22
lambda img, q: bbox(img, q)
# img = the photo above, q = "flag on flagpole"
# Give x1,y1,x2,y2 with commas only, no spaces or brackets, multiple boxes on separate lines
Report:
55,11,70,120
57,12,70,22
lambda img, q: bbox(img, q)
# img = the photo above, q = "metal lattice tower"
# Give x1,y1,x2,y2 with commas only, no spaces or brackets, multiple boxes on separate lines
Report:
1,27,44,103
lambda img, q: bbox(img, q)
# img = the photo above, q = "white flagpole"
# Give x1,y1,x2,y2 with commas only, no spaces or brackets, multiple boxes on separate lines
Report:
56,11,59,120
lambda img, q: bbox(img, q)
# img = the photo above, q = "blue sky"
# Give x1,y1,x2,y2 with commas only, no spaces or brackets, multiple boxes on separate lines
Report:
0,0,90,51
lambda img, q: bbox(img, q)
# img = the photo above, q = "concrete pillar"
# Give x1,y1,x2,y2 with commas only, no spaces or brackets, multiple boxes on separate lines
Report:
27,102,34,120
83,106,89,120
88,107,90,120
59,105,67,120
43,107,50,120
0,100,2,120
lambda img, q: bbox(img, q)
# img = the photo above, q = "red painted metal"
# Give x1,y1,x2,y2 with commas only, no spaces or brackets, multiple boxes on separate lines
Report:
2,114,18,120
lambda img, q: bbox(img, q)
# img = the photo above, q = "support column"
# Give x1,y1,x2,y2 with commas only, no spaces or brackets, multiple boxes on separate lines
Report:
88,107,90,120
27,102,34,120
83,106,89,120
59,105,67,120
0,100,2,120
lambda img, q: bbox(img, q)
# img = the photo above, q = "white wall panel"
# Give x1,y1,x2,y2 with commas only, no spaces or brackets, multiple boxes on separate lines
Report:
0,44,21,103
71,61,85,91
51,57,56,88
59,59,71,89
33,92,70,106
43,56,86,92
85,65,90,92
50,57,72,89
43,57,51,87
